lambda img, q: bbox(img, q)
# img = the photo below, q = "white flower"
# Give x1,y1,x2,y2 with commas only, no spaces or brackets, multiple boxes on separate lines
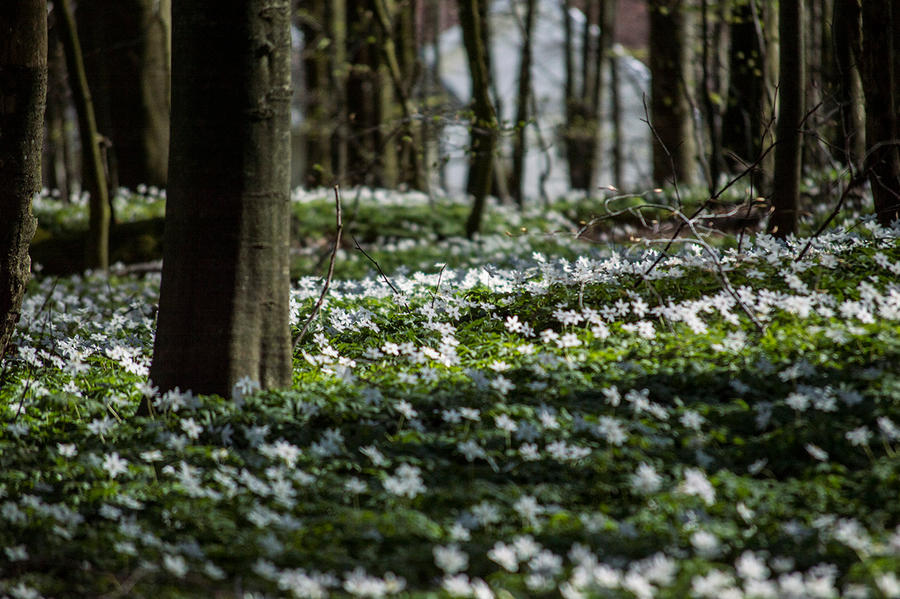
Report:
490,375,515,395
735,551,770,581
382,464,425,499
163,553,188,578
785,391,810,411
680,410,704,431
679,468,716,505
102,452,129,478
513,495,544,523
518,443,540,461
845,425,872,447
180,417,202,440
434,544,469,574
231,375,260,406
630,463,663,494
395,400,417,419
344,477,368,494
494,414,518,432
487,542,518,572
691,530,723,557
457,440,486,462
805,443,829,461
57,443,78,458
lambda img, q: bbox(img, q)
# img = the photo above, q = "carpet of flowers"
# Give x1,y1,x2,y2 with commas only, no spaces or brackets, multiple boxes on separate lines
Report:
2,189,900,598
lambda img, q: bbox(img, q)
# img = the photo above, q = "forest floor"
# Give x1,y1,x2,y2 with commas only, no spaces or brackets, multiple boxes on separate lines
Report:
2,186,899,598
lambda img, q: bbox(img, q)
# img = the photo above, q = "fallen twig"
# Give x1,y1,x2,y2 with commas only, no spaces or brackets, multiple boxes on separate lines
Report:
293,185,343,351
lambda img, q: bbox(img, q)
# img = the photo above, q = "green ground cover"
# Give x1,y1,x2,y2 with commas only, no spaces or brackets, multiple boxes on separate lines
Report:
2,189,899,598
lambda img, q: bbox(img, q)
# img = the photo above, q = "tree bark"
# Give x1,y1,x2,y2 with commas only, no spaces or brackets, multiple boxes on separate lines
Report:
459,0,498,238
511,0,536,205
832,0,865,175
56,0,110,270
648,0,696,187
768,0,805,238
0,1,47,359
148,0,292,401
857,0,900,225
76,0,171,189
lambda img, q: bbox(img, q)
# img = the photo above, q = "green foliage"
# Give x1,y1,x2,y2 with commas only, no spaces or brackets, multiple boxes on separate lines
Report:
3,190,900,597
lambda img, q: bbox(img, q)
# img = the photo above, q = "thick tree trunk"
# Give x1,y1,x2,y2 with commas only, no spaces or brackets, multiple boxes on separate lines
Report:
857,0,900,225
0,1,47,359
76,0,171,189
56,0,110,270
459,0,498,238
148,0,292,400
768,0,805,238
648,0,696,187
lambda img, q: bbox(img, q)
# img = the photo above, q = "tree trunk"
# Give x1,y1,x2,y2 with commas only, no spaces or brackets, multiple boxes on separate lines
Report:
0,1,46,359
832,0,865,175
511,0,536,206
459,0,498,238
561,0,606,192
148,0,292,401
56,0,110,271
768,0,805,238
722,0,777,193
699,0,731,192
43,11,72,201
857,0,900,225
76,0,171,189
648,0,696,187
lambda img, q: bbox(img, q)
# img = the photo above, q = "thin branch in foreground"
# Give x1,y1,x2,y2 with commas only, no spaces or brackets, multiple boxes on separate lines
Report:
353,235,400,295
293,185,343,351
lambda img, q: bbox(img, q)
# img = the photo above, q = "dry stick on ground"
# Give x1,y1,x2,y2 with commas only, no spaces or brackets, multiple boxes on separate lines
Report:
292,185,343,351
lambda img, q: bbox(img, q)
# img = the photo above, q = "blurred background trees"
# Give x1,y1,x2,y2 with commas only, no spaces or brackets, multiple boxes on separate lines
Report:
25,0,900,235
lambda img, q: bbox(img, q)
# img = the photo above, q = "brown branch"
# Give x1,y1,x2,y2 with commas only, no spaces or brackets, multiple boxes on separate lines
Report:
293,185,343,350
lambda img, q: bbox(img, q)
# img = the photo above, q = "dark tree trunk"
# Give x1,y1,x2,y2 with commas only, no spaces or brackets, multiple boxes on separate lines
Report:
511,0,536,206
43,11,72,201
832,0,865,175
722,0,777,192
648,0,696,187
0,1,47,359
148,0,292,401
857,0,900,225
76,0,171,189
699,0,731,192
768,0,805,238
459,0,498,237
56,0,110,270
561,0,606,192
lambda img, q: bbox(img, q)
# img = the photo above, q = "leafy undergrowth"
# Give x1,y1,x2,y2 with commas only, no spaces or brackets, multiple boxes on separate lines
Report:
3,193,900,598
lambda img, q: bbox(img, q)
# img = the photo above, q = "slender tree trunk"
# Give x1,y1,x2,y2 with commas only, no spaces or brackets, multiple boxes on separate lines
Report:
857,0,900,225
722,0,776,193
57,0,110,271
76,0,171,189
299,0,335,186
832,0,865,175
0,1,47,359
648,0,696,187
459,0,498,237
511,0,536,206
43,24,68,200
768,0,805,237
561,0,605,191
700,0,731,192
148,0,292,401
